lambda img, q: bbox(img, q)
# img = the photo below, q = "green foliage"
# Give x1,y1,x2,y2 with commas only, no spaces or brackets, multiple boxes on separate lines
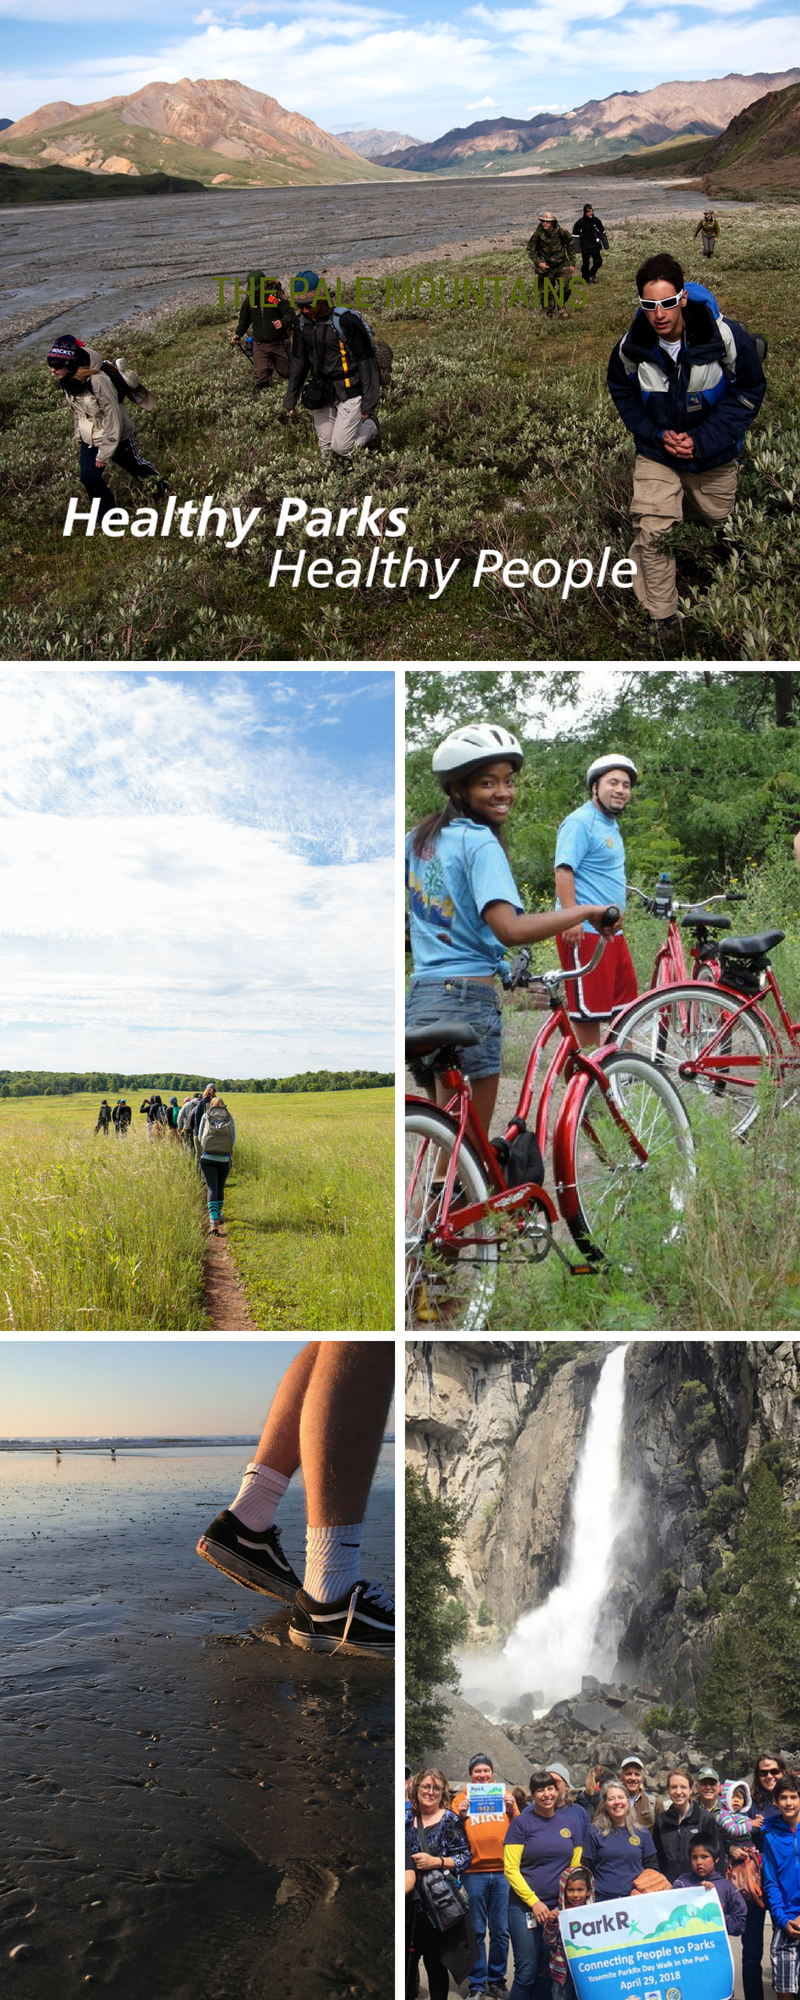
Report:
477,1599,494,1627
0,1067,392,1097
699,1479,744,1532
685,1587,708,1616
669,1699,693,1736
698,1463,800,1752
442,1596,471,1645
676,1379,718,1450
406,1467,464,1757
2,211,799,661
656,1568,682,1603
644,1698,694,1735
643,1704,671,1735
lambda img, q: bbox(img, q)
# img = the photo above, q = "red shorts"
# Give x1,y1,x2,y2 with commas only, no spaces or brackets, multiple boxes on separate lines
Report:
556,930,638,1021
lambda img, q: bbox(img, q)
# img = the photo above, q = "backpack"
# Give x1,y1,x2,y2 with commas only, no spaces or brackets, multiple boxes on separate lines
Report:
202,1106,235,1157
686,284,768,370
332,307,393,389
148,1101,167,1125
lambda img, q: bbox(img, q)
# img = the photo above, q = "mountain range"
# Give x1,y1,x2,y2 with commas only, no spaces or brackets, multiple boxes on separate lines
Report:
335,127,422,158
1,79,402,188
381,70,800,173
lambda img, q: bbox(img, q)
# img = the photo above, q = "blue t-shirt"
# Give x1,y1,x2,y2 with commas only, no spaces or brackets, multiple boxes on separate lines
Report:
584,1822,656,1900
555,799,627,933
406,819,523,978
504,1804,586,1904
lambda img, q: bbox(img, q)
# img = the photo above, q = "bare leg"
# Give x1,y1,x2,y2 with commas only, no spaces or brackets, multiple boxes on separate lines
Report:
299,1342,395,1527
571,1017,603,1050
436,1072,499,1134
251,1341,320,1477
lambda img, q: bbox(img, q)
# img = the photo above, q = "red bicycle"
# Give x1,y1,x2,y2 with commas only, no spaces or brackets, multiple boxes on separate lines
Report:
405,927,695,1330
626,876,748,990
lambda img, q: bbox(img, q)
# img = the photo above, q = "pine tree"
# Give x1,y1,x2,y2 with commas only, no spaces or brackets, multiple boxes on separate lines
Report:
405,1466,464,1759
697,1464,800,1751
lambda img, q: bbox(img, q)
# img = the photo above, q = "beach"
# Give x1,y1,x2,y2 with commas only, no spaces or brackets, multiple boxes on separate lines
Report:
0,1441,394,1998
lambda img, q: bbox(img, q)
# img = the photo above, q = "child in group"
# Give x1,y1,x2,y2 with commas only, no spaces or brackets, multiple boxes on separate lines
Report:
718,1780,764,1906
545,1864,594,1999
673,1831,748,1935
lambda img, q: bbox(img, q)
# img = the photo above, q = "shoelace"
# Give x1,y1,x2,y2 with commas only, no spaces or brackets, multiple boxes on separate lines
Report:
335,1578,394,1652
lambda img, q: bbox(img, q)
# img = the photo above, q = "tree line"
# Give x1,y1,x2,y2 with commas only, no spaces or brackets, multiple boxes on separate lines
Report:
0,1069,393,1099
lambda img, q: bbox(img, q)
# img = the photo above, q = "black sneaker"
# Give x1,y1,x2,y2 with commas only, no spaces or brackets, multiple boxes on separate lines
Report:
288,1579,394,1658
196,1510,301,1602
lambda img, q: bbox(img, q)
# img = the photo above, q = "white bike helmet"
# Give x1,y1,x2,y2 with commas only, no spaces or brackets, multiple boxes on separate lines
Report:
586,753,638,791
432,723,524,791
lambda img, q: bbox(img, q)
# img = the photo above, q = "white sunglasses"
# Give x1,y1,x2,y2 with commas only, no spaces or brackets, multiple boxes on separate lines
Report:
638,293,683,312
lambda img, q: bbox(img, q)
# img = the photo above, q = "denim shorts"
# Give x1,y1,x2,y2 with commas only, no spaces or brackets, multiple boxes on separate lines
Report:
405,976,502,1080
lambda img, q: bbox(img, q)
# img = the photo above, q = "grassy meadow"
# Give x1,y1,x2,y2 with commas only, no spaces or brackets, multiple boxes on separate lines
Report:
0,1087,393,1331
1,207,798,661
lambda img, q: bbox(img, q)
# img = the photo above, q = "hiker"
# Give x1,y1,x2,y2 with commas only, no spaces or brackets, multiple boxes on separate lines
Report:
619,1754,658,1829
763,1776,800,2000
653,1769,719,1883
231,271,295,390
177,1092,199,1149
674,1831,747,1934
188,1083,216,1162
572,204,608,283
406,722,621,1132
46,334,168,524
94,1098,111,1136
544,1865,594,2000
526,212,575,317
166,1095,180,1135
554,753,638,1049
583,1781,658,1898
196,1340,394,1655
408,1769,476,2000
197,1093,236,1232
607,251,766,637
452,1753,519,1999
694,209,721,259
742,1753,788,2000
504,1771,585,2000
283,271,381,458
140,1093,167,1141
112,1097,131,1138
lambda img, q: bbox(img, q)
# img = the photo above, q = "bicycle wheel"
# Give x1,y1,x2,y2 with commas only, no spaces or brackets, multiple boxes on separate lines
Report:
558,1052,695,1265
611,982,771,1138
405,1104,498,1331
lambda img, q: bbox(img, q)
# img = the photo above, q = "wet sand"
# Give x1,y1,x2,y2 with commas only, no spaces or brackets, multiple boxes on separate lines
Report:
0,177,749,353
0,1445,393,1999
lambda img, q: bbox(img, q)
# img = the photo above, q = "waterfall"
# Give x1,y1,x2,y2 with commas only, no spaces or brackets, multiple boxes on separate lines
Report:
459,1342,631,1716
502,1342,630,1707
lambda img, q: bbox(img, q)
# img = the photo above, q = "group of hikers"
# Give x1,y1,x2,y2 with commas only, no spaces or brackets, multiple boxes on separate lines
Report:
93,1083,236,1231
46,201,761,630
405,1749,800,2000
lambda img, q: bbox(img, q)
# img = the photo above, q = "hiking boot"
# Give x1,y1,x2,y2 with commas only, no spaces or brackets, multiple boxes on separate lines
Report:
196,1511,301,1602
288,1579,394,1658
364,417,382,451
155,478,170,498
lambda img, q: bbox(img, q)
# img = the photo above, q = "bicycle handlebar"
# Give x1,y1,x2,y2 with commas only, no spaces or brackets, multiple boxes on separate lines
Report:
507,907,620,991
628,884,747,917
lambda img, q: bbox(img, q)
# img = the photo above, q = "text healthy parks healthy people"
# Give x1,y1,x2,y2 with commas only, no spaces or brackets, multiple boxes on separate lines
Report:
197,1340,394,1657
554,754,638,1049
607,251,766,633
405,723,621,1134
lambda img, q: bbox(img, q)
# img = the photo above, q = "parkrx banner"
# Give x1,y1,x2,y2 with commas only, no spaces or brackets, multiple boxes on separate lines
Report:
559,1885,735,2000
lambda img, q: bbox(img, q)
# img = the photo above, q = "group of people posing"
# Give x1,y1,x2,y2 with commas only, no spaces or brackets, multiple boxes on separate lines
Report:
93,1083,236,1232
406,1749,800,2000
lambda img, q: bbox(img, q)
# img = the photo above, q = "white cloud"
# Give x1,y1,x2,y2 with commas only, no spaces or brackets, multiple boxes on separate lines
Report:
466,93,501,106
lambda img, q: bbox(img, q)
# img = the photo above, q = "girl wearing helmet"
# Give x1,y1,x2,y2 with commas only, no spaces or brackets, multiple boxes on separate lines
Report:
406,725,619,1130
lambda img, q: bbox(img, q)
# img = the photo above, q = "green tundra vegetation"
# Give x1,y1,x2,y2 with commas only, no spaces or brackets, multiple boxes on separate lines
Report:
1,210,797,661
406,669,800,1331
0,1086,392,1330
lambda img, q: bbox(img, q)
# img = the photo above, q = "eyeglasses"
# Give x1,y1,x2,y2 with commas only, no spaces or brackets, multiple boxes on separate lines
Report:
759,1767,781,1777
638,294,683,313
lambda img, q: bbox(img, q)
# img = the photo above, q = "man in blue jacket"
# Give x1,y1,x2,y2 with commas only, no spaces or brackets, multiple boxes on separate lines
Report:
763,1775,800,2000
607,250,766,634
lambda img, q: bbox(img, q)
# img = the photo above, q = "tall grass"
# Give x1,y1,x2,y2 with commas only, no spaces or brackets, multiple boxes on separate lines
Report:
0,1100,208,1329
221,1089,393,1330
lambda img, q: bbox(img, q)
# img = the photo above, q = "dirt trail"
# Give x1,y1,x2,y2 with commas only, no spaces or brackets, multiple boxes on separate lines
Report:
203,1221,257,1329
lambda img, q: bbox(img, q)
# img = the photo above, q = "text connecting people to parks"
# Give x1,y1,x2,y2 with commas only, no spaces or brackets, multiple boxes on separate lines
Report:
197,1340,394,1658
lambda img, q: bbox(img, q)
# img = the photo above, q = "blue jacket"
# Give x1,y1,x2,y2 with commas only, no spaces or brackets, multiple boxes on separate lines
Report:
673,1871,747,1935
763,1816,800,1928
607,297,766,471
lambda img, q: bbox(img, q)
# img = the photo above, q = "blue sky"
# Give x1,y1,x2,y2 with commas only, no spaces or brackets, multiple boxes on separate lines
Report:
0,1338,396,1434
3,6,800,136
0,668,394,1076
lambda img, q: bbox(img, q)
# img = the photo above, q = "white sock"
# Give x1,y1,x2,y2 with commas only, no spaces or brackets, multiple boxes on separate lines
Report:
228,1462,289,1531
303,1523,363,1604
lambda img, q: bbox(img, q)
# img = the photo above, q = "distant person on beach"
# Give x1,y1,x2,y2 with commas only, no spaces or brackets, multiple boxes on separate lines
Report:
197,1092,236,1233
607,251,766,637
94,1098,111,1136
197,1340,394,1656
572,205,608,284
46,334,169,525
452,1753,518,2000
283,270,381,459
231,271,295,391
694,210,721,259
112,1098,131,1138
526,212,575,318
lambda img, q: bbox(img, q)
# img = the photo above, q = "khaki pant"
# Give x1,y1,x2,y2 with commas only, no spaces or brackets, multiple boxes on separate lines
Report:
629,454,738,620
312,395,377,458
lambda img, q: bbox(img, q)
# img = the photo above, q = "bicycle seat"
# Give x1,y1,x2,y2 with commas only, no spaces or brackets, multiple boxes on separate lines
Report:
682,908,730,930
405,1018,480,1057
718,929,785,959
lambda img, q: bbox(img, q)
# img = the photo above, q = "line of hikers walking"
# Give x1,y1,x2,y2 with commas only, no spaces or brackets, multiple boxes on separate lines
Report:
93,1083,236,1232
